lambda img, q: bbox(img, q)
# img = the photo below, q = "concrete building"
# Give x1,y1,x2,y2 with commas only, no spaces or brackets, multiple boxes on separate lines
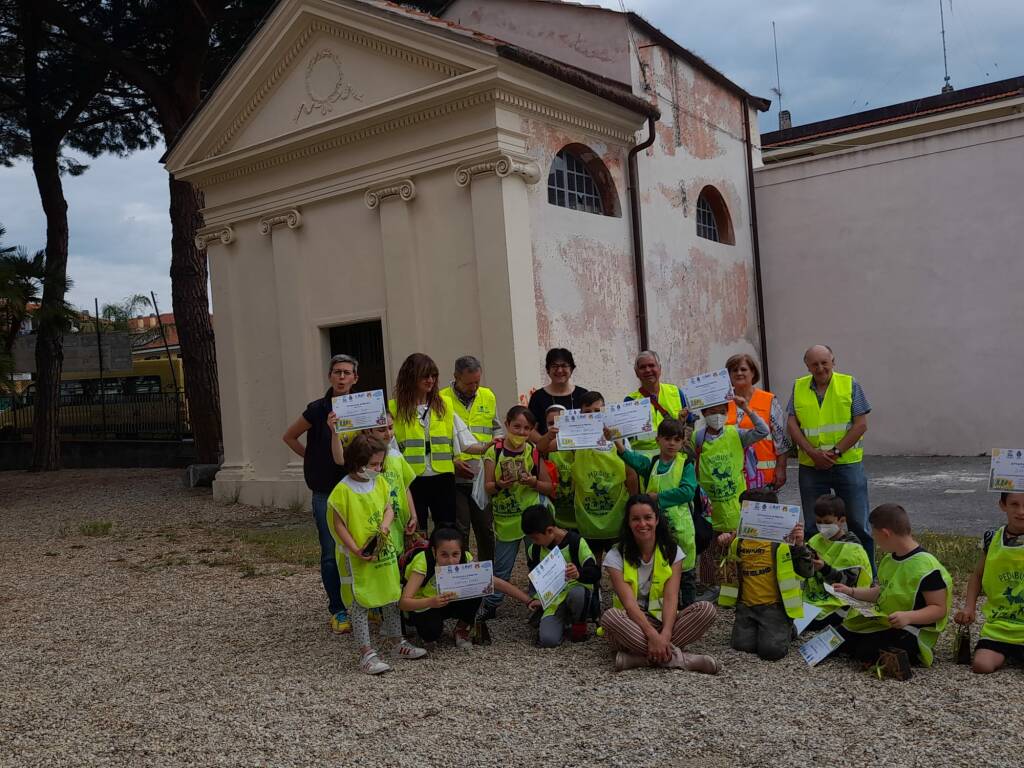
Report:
756,77,1024,455
164,0,768,506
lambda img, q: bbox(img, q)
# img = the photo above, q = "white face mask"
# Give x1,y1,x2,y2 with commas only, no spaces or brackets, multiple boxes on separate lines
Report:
705,414,726,431
361,467,380,481
817,523,842,540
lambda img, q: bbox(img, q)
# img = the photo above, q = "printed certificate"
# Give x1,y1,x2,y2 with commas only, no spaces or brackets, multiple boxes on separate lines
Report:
823,584,882,617
528,547,567,609
680,369,733,410
738,501,802,543
990,448,1024,492
435,560,494,600
332,390,387,433
798,626,844,667
604,398,653,440
555,410,607,451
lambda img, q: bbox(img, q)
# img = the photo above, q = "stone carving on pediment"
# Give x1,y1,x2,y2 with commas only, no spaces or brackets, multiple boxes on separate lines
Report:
294,49,363,123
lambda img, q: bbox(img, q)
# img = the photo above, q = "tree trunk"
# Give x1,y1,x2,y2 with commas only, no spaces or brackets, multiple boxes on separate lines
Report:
29,143,69,472
168,175,221,463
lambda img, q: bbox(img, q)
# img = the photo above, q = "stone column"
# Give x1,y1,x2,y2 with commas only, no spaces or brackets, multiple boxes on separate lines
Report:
454,154,542,406
196,225,254,494
364,179,422,366
260,208,308,483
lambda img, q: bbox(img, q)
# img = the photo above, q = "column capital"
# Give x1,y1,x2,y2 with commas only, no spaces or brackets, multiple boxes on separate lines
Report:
195,225,235,250
454,153,541,188
364,179,416,209
259,208,303,235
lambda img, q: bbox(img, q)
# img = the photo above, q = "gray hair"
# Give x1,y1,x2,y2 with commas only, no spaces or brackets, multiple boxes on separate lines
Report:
328,354,359,374
454,355,482,375
634,350,660,367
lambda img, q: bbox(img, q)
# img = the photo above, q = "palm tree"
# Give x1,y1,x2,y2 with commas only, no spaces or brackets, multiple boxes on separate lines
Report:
100,293,152,331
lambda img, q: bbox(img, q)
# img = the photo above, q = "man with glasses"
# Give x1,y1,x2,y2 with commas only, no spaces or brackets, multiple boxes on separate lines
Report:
283,353,360,634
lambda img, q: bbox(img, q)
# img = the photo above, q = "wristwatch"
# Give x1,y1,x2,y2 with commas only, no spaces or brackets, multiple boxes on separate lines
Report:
833,448,843,458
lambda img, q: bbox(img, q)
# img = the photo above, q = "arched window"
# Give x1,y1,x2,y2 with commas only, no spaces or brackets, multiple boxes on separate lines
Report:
695,186,735,245
547,145,620,217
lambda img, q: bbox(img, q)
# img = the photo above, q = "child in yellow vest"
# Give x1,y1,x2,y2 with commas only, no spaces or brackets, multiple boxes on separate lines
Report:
399,527,540,649
692,394,769,597
327,434,426,675
615,418,698,607
834,503,951,669
540,404,577,531
954,491,1024,674
333,411,419,557
801,493,873,633
718,488,813,661
481,406,554,619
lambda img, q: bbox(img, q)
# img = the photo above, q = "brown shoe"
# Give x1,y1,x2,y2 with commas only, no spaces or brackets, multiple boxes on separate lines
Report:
614,651,650,671
660,646,723,675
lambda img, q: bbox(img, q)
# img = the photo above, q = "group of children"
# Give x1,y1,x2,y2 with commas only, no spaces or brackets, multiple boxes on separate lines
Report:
323,392,1024,678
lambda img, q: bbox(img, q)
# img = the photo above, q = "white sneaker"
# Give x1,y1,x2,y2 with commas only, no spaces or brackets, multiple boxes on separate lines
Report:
453,627,472,650
359,650,392,675
395,638,427,660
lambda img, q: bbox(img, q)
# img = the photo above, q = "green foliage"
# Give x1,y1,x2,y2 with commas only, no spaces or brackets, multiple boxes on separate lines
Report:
100,293,152,330
79,520,113,536
237,524,320,568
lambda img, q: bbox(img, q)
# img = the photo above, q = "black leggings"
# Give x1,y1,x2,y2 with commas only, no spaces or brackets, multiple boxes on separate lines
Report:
408,598,482,642
410,473,457,532
837,627,920,665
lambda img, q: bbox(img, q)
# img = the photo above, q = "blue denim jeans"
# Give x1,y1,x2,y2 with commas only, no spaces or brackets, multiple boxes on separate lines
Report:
485,537,522,609
312,491,344,616
798,461,874,571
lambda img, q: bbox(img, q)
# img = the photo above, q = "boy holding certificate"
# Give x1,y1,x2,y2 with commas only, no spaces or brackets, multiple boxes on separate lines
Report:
953,492,1024,674
615,418,699,607
522,504,600,646
801,493,873,632
834,503,952,670
718,489,814,661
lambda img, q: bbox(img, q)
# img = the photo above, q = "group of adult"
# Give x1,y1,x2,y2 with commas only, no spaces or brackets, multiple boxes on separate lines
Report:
285,343,872,622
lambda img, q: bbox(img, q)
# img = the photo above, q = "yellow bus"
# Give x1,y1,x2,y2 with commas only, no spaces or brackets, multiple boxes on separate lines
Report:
0,358,188,439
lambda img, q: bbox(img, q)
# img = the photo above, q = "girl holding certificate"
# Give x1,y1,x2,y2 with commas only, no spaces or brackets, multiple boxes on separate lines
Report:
327,434,427,675
601,495,720,673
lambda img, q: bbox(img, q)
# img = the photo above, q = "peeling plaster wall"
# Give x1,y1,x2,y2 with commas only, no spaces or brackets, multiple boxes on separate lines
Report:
630,33,762,385
522,116,638,401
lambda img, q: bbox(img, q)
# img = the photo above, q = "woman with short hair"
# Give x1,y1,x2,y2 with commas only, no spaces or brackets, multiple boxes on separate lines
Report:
527,348,589,434
724,353,791,490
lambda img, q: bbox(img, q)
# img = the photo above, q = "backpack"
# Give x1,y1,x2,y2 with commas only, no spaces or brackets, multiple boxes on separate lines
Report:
526,531,584,572
492,438,558,499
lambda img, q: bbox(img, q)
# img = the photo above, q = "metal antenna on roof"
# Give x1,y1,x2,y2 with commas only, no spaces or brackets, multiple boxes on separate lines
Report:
939,0,954,93
771,22,790,130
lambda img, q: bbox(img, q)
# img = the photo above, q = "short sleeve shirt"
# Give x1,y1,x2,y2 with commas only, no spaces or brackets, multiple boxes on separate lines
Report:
786,377,871,417
301,389,346,493
604,545,684,612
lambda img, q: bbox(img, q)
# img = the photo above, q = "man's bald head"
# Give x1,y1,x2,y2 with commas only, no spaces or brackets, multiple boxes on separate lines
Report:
803,345,834,365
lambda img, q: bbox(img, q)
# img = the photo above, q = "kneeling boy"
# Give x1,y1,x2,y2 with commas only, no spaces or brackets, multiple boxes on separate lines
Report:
522,504,600,646
802,493,873,632
719,488,813,661
834,503,951,668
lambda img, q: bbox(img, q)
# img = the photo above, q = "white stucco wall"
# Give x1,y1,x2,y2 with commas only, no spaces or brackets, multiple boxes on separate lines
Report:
755,114,1024,455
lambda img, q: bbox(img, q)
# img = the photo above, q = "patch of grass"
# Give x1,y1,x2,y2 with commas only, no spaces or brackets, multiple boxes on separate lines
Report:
916,532,980,583
237,524,319,568
79,521,113,537
286,496,308,515
239,562,257,579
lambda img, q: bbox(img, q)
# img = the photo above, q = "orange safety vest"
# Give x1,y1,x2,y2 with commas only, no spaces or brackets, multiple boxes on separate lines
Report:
726,388,778,485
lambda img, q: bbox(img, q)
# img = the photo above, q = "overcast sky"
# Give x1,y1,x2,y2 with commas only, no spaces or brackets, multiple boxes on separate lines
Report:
1,0,1020,311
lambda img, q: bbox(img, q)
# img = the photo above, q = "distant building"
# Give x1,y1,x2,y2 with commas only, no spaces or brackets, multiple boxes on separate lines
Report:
164,0,770,507
128,313,183,361
755,76,1024,455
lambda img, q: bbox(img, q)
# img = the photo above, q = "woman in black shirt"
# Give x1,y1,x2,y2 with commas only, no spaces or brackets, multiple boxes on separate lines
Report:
528,348,588,435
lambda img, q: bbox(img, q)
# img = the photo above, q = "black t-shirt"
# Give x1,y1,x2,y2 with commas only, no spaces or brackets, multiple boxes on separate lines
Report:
528,385,589,434
301,388,346,493
892,546,946,614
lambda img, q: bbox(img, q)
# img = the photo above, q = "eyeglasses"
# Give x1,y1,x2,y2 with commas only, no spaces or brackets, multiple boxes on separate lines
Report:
331,369,355,377
549,363,571,371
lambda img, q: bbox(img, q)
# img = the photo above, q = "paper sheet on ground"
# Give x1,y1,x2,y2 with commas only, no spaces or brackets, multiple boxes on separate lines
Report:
990,448,1024,492
824,583,882,616
436,560,494,600
331,390,387,433
680,368,733,410
603,398,653,440
555,409,608,451
738,501,802,543
528,546,567,609
799,625,845,666
792,603,822,635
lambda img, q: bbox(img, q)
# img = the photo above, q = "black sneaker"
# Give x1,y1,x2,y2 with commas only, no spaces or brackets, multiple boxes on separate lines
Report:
478,604,497,622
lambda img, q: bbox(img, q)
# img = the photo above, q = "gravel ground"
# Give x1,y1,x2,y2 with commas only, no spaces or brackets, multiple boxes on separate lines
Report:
1,468,1020,768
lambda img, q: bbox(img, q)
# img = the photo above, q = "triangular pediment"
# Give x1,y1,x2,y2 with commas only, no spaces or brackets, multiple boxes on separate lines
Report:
171,1,482,167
